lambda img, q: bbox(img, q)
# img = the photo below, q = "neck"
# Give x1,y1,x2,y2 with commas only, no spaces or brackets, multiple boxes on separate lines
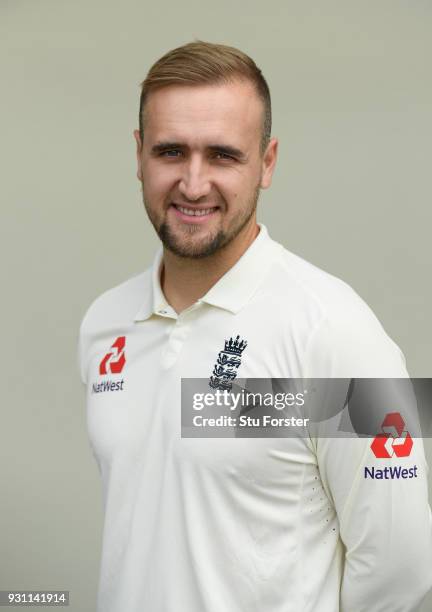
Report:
161,219,260,314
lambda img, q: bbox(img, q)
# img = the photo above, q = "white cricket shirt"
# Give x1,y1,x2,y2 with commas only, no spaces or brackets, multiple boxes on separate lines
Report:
78,223,432,611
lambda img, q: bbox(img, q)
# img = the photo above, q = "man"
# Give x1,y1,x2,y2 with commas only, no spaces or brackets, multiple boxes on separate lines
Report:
78,41,432,611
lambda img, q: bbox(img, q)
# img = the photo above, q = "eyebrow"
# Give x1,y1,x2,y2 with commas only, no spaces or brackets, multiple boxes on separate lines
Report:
150,141,248,162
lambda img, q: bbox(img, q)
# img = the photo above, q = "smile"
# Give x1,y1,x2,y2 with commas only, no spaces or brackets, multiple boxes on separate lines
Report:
172,204,219,218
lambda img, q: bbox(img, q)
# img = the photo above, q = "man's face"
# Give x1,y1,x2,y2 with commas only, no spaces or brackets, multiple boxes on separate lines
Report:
134,80,277,258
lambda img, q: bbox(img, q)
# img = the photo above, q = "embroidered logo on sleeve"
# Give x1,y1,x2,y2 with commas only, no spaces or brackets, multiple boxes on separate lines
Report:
370,412,413,458
364,412,418,480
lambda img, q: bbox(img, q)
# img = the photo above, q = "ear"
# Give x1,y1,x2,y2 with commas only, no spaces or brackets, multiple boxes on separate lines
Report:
260,137,278,189
134,129,143,182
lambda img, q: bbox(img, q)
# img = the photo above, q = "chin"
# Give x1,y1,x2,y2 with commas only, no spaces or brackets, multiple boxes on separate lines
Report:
160,225,227,259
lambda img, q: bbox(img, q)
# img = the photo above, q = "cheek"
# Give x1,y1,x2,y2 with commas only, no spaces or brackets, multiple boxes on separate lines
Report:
142,163,175,198
217,172,255,203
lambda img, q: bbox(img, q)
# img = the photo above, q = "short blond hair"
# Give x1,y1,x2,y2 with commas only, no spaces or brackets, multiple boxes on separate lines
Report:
138,40,272,155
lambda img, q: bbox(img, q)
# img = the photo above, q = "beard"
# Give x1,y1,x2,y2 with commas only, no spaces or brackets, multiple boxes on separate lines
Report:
142,185,261,259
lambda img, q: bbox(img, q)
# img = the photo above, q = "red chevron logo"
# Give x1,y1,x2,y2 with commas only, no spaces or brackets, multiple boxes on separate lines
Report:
99,336,126,375
370,412,413,458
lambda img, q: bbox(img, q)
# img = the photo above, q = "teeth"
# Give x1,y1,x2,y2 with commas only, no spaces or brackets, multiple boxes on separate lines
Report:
176,205,217,217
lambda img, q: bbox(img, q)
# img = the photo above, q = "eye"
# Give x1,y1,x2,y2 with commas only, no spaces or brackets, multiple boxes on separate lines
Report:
160,150,182,157
215,152,235,161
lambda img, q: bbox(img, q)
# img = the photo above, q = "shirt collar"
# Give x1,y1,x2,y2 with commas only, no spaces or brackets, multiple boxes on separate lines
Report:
134,223,282,322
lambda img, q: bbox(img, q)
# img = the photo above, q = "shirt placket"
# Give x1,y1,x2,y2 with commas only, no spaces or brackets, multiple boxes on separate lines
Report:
158,301,202,370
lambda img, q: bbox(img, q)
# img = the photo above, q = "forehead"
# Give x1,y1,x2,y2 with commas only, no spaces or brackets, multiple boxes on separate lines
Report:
144,80,263,148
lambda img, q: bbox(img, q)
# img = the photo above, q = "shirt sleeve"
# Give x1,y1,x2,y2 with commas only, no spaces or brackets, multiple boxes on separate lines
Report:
304,313,432,611
317,434,432,611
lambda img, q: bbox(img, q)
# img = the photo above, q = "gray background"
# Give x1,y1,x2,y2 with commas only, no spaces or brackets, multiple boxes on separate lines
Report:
1,0,431,610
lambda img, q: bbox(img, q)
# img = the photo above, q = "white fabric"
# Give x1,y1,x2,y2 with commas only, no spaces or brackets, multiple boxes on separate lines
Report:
78,223,432,611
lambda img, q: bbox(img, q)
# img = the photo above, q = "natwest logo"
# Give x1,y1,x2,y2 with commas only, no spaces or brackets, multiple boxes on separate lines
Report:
99,336,126,375
370,412,413,458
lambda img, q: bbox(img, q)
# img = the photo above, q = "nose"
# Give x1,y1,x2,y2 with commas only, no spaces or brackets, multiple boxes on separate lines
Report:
178,154,211,201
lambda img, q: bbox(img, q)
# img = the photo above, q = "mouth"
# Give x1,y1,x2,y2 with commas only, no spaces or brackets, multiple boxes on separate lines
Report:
170,203,220,222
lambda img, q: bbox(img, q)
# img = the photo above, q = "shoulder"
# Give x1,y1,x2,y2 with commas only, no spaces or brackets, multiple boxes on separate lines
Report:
78,268,151,336
270,242,374,322
267,241,407,377
77,268,152,385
